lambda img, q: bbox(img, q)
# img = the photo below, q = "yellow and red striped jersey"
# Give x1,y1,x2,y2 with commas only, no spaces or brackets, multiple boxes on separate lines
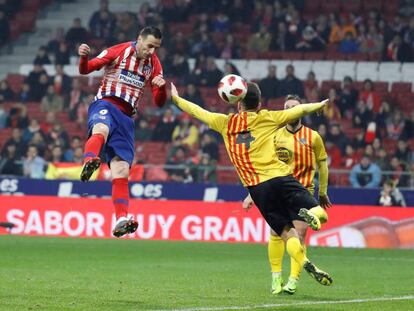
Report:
172,95,325,187
274,125,327,194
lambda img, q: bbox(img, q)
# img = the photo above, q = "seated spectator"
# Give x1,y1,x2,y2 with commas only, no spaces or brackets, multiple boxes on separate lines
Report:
376,100,392,135
279,65,304,98
165,146,193,183
191,33,218,57
359,25,383,56
304,71,319,102
352,132,366,150
161,0,190,23
23,145,46,179
212,12,230,33
386,34,412,62
200,57,223,87
270,21,288,51
338,76,358,116
29,132,46,157
23,119,44,143
0,80,14,102
1,127,26,158
0,10,10,47
53,64,72,97
378,180,406,207
259,65,280,100
75,94,93,127
169,53,189,79
33,46,51,65
195,153,217,183
71,147,84,164
324,88,341,121
329,15,356,44
248,24,272,53
395,140,411,164
402,111,414,140
49,145,64,162
113,12,138,40
376,148,392,171
30,73,50,102
200,132,219,162
172,113,199,148
68,78,87,119
339,31,358,54
390,156,410,187
54,42,70,65
386,111,405,140
40,111,57,133
46,122,69,148
7,104,29,129
403,16,414,50
296,25,326,52
325,140,342,168
26,64,47,92
220,34,242,59
349,155,382,188
182,84,204,108
342,144,359,169
63,135,82,162
152,107,178,142
88,0,115,42
328,124,349,154
65,18,88,51
135,118,153,142
41,85,64,113
353,100,372,129
47,27,66,55
0,144,22,176
359,79,381,113
19,83,32,102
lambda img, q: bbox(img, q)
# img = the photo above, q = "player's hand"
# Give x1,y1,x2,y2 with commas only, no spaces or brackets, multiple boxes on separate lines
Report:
152,75,165,88
78,44,90,56
317,98,329,116
170,82,179,97
319,194,332,209
242,194,254,211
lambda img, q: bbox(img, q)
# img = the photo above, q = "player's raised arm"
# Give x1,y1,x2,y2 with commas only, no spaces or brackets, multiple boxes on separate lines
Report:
270,99,328,126
170,83,227,133
78,43,117,75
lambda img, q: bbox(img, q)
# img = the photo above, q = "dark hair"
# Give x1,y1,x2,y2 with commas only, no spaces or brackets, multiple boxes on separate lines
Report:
285,94,303,104
241,82,261,110
139,26,162,39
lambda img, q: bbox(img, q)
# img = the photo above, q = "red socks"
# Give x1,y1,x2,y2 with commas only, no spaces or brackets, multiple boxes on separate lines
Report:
112,178,129,219
83,133,105,162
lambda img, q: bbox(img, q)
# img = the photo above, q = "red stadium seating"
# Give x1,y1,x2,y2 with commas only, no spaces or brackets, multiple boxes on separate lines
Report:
373,82,389,92
341,0,361,12
321,0,340,13
391,82,412,93
304,0,321,13
362,0,382,10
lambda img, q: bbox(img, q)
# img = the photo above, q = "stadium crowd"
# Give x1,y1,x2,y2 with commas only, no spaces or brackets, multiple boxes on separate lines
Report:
0,0,413,189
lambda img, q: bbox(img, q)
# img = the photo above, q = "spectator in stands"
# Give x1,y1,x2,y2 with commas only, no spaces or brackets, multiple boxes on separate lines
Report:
352,132,366,150
46,122,69,148
390,156,410,187
279,65,304,97
248,24,272,53
30,73,50,102
71,147,84,164
338,76,358,116
152,107,178,142
41,85,64,113
378,179,406,207
0,144,22,176
172,113,199,148
48,145,64,163
7,104,28,129
212,12,230,33
223,61,241,76
339,31,359,54
65,18,88,52
19,83,32,102
317,123,327,140
68,78,87,119
47,27,65,55
386,34,412,62
23,119,43,143
270,21,288,51
0,10,10,47
342,144,359,169
182,84,204,108
359,25,384,56
403,16,414,49
29,132,46,158
402,111,414,140
328,124,349,154
376,100,392,135
191,33,218,57
220,34,242,59
387,110,405,140
169,53,189,80
165,146,192,183
325,140,342,169
63,135,81,162
161,0,190,23
353,100,373,129
54,42,70,65
33,46,51,65
26,64,47,93
395,140,412,164
359,79,381,113
324,88,341,121
23,145,46,179
53,65,72,97
200,132,219,162
376,147,392,172
304,71,319,102
350,155,382,188
1,128,25,158
259,65,279,100
89,0,115,42
200,57,223,87
296,25,326,52
195,153,217,183
0,80,14,102
329,14,357,44
135,118,153,142
113,12,139,41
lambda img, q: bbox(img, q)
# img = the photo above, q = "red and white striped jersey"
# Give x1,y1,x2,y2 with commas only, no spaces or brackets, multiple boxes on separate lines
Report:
79,41,165,112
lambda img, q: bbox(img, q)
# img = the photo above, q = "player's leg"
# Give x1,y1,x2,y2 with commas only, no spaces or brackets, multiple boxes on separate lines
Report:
310,206,328,224
280,226,306,274
268,230,285,294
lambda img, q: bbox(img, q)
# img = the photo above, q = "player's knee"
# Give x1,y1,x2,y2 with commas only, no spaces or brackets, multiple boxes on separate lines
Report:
92,123,109,140
110,159,130,178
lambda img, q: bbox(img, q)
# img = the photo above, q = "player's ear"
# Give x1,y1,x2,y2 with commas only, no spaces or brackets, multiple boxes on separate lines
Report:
257,102,262,111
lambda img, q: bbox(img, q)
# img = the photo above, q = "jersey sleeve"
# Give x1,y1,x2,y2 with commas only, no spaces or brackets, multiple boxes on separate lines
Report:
172,95,227,133
268,102,325,126
313,132,328,161
78,43,124,74
150,54,167,108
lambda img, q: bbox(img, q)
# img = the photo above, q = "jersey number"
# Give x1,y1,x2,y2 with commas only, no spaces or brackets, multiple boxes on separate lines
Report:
236,131,255,149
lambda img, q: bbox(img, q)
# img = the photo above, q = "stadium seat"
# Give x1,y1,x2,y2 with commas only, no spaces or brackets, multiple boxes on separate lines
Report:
321,80,341,94
373,81,389,92
333,61,356,80
321,0,340,13
347,53,367,62
382,0,400,15
303,52,325,60
341,0,361,12
246,60,270,80
281,51,303,60
391,82,412,93
291,60,313,80
311,61,334,81
401,63,414,84
362,0,382,10
378,62,402,83
304,0,321,13
356,62,379,81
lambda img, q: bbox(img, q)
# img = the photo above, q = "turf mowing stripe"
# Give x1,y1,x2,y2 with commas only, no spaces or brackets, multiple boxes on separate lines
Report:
314,254,414,262
152,295,414,311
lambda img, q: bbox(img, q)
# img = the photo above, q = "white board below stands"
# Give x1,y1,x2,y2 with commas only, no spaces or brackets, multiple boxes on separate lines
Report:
19,64,104,77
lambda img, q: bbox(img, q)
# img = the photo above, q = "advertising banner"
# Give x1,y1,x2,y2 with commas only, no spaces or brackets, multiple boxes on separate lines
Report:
1,195,413,248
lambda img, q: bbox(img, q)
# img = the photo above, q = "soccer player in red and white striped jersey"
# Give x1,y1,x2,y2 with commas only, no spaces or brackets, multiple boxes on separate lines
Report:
78,26,166,237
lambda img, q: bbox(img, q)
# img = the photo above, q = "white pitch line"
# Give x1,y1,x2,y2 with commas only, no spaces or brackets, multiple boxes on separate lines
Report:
151,295,414,311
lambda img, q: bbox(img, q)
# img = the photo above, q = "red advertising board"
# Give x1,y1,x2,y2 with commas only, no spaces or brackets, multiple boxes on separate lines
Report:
1,195,413,248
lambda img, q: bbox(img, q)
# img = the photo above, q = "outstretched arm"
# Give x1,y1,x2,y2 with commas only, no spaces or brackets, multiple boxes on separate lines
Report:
78,44,116,74
171,83,227,133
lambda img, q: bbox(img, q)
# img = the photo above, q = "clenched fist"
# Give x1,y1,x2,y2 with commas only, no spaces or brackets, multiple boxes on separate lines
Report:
78,44,90,56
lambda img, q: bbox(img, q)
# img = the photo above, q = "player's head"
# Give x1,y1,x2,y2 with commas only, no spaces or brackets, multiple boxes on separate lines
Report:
284,94,302,127
239,82,261,112
137,26,162,59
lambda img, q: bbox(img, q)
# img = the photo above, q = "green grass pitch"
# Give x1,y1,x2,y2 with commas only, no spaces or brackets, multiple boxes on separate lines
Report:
1,236,413,311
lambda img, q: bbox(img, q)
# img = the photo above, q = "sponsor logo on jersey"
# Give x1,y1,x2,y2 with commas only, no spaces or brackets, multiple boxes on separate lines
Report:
276,147,292,163
99,109,108,115
118,69,145,88
142,65,152,76
299,137,308,145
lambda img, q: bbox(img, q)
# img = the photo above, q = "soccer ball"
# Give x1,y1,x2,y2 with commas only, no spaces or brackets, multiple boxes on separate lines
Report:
217,74,248,104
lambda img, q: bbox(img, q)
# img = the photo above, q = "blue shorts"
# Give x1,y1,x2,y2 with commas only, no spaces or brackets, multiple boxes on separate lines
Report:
87,99,135,166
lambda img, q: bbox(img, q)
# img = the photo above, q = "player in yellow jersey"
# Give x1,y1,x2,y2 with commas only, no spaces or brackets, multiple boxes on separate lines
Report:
243,94,332,294
170,82,331,287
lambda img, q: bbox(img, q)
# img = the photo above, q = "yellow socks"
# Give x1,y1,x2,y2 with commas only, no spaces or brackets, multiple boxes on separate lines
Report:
310,206,328,224
290,244,307,279
268,234,285,273
286,237,305,271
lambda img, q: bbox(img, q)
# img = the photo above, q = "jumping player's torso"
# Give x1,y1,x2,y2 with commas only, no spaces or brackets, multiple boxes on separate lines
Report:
274,125,321,193
221,110,292,187
95,41,158,110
